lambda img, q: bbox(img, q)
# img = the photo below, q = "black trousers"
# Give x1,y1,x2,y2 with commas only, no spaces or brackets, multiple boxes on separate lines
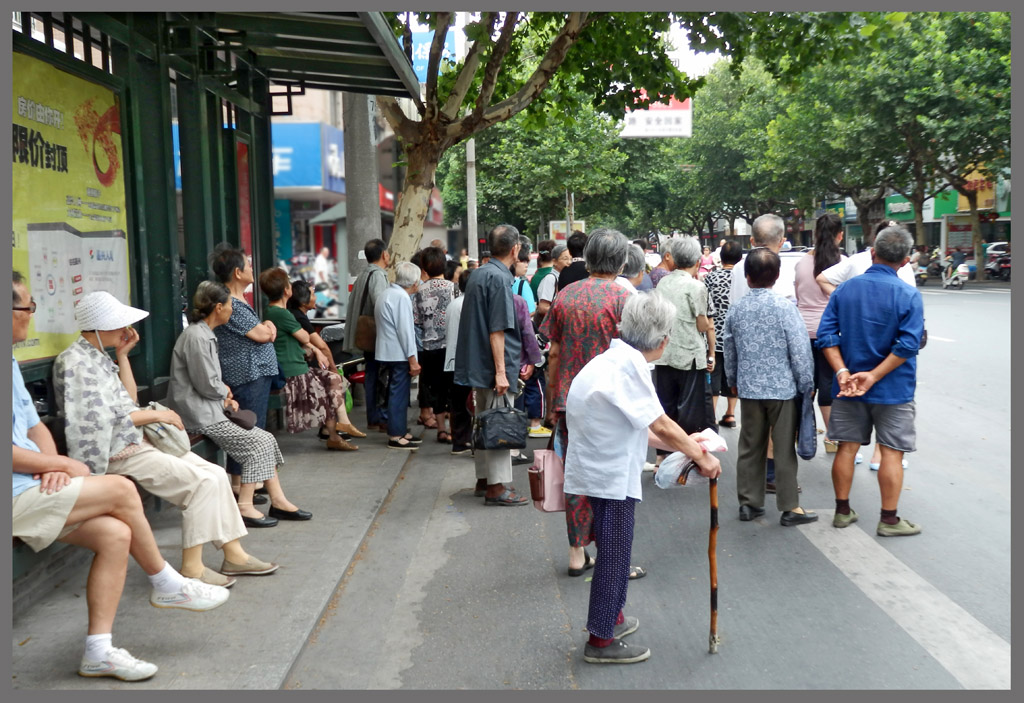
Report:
653,364,717,456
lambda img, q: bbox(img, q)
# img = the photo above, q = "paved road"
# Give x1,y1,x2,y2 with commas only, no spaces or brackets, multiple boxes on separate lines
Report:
284,285,1010,690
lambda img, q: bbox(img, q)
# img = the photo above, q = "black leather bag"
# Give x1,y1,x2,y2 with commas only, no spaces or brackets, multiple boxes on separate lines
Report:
472,393,529,451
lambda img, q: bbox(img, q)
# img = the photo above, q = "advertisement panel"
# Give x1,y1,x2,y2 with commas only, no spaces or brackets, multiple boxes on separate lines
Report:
410,30,457,84
548,220,585,240
12,52,130,362
957,169,997,212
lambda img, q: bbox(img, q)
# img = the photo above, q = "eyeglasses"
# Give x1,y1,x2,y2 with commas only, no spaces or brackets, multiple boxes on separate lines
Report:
13,300,36,313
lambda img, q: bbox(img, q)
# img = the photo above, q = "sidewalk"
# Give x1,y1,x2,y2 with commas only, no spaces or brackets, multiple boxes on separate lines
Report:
11,407,411,690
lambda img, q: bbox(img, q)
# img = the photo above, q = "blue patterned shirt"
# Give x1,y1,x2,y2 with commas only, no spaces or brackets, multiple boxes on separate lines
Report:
816,264,923,405
213,297,279,387
722,288,813,400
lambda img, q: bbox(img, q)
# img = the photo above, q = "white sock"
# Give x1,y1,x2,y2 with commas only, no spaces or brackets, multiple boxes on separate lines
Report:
146,561,187,593
84,633,113,662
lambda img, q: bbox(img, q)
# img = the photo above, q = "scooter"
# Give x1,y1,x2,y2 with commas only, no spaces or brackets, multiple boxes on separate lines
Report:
941,256,970,289
915,262,929,286
987,253,1011,281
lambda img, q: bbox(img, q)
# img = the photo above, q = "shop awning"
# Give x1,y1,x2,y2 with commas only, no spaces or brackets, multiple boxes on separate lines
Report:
189,12,420,99
309,201,395,225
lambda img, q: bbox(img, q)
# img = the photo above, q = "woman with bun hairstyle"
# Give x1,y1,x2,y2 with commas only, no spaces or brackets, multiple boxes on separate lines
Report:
166,281,311,528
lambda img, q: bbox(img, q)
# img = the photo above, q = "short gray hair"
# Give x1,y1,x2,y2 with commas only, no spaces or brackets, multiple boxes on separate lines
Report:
873,226,914,264
488,224,521,257
584,228,630,275
751,214,785,247
551,244,567,260
395,261,421,288
621,244,646,279
665,236,701,270
619,292,677,353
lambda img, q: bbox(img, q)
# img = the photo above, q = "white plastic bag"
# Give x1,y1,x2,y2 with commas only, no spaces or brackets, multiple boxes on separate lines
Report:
653,428,728,490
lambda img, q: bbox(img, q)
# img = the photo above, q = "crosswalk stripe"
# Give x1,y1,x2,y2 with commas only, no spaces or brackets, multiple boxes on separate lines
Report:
800,510,1010,689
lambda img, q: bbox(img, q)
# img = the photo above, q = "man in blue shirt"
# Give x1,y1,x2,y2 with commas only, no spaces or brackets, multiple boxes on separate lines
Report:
455,224,527,506
11,271,229,681
723,248,816,526
817,226,924,537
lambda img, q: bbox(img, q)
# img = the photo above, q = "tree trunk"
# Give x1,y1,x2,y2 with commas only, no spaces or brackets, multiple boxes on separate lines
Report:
964,189,983,282
387,142,442,274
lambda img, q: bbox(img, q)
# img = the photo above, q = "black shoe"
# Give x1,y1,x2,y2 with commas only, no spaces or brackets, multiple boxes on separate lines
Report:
568,551,595,577
254,486,269,496
739,505,765,521
451,444,472,455
511,451,533,466
269,505,312,521
242,514,278,528
780,510,819,526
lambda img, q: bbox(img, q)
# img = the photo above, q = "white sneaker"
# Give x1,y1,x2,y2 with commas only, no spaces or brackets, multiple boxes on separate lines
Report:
528,425,553,438
78,647,158,681
642,462,658,472
150,578,230,611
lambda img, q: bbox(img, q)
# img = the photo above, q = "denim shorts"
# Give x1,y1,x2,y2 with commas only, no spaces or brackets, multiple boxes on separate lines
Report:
827,399,916,453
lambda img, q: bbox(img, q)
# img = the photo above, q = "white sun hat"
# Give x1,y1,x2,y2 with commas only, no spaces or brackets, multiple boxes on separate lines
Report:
75,291,149,331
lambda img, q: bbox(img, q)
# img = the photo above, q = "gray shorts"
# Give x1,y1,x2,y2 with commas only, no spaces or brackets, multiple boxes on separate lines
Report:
827,399,916,453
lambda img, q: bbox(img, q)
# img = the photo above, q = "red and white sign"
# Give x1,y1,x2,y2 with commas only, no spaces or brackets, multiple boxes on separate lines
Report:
620,91,692,138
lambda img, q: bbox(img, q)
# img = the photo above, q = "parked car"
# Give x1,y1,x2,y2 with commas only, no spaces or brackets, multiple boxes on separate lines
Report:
985,241,1009,261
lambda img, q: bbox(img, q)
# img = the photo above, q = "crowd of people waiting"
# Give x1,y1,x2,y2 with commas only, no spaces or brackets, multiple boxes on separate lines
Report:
12,212,924,675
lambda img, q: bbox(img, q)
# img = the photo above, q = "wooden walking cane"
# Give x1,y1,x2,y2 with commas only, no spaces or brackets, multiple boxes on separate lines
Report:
678,463,720,653
708,477,720,653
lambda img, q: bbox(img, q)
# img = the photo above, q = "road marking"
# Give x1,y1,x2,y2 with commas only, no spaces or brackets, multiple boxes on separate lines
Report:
925,335,956,342
801,510,1010,690
920,290,982,295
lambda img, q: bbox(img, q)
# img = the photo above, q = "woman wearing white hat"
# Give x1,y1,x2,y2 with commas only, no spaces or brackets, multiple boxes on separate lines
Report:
54,291,278,587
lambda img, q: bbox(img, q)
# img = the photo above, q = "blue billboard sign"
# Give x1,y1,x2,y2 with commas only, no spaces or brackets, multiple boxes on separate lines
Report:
411,30,456,84
171,121,345,194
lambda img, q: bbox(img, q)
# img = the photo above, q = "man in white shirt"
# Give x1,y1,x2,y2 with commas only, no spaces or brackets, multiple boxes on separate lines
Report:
730,215,796,304
313,247,330,285
815,222,916,294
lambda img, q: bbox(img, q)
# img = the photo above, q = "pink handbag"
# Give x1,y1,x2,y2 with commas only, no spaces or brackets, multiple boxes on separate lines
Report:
528,449,566,512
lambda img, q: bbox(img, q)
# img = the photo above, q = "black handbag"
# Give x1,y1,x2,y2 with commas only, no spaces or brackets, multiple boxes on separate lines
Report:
473,393,529,451
796,389,817,461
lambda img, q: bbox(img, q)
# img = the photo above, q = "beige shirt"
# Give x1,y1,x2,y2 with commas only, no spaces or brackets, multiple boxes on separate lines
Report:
654,269,709,371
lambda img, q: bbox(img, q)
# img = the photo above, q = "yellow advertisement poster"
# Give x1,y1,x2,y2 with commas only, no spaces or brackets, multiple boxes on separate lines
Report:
957,168,996,212
12,52,130,362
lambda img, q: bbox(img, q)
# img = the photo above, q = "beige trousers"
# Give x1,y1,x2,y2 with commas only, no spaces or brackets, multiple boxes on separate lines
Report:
108,445,247,549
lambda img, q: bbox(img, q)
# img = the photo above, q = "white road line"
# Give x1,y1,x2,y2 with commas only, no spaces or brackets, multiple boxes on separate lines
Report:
800,510,1010,690
925,335,956,342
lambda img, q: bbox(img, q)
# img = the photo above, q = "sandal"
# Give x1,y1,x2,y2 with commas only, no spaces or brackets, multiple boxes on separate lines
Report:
437,431,452,444
824,439,840,453
719,414,737,428
568,551,595,577
628,565,647,580
484,488,529,506
416,417,438,429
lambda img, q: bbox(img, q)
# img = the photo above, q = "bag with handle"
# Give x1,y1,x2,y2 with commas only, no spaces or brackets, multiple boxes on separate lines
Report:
472,393,528,451
141,401,191,457
528,448,566,512
353,269,383,353
796,388,817,461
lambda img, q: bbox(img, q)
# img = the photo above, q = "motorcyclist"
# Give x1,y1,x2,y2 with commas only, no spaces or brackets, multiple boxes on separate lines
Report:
945,246,967,279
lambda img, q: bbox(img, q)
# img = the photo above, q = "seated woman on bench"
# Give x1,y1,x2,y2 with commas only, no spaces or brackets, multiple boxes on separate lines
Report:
53,291,278,588
166,281,311,528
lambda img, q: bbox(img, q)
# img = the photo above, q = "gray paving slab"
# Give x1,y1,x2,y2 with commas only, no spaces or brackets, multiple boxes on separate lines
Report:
11,408,410,690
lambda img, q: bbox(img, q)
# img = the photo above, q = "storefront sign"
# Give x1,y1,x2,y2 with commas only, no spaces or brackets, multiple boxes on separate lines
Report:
620,92,692,138
13,52,130,362
958,169,997,211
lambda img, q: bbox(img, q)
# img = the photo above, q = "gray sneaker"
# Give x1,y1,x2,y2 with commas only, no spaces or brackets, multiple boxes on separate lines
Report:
833,509,859,528
613,616,639,639
877,518,922,537
583,638,651,664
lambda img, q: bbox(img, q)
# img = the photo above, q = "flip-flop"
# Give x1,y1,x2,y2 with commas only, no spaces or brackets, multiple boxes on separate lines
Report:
719,415,737,428
437,431,452,444
628,565,647,580
416,418,439,429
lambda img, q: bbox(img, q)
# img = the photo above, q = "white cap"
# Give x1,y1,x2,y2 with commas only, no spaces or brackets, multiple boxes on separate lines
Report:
74,291,149,331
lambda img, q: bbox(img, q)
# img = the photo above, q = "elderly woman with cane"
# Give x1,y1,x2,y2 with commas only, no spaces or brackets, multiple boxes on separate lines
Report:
565,292,721,664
